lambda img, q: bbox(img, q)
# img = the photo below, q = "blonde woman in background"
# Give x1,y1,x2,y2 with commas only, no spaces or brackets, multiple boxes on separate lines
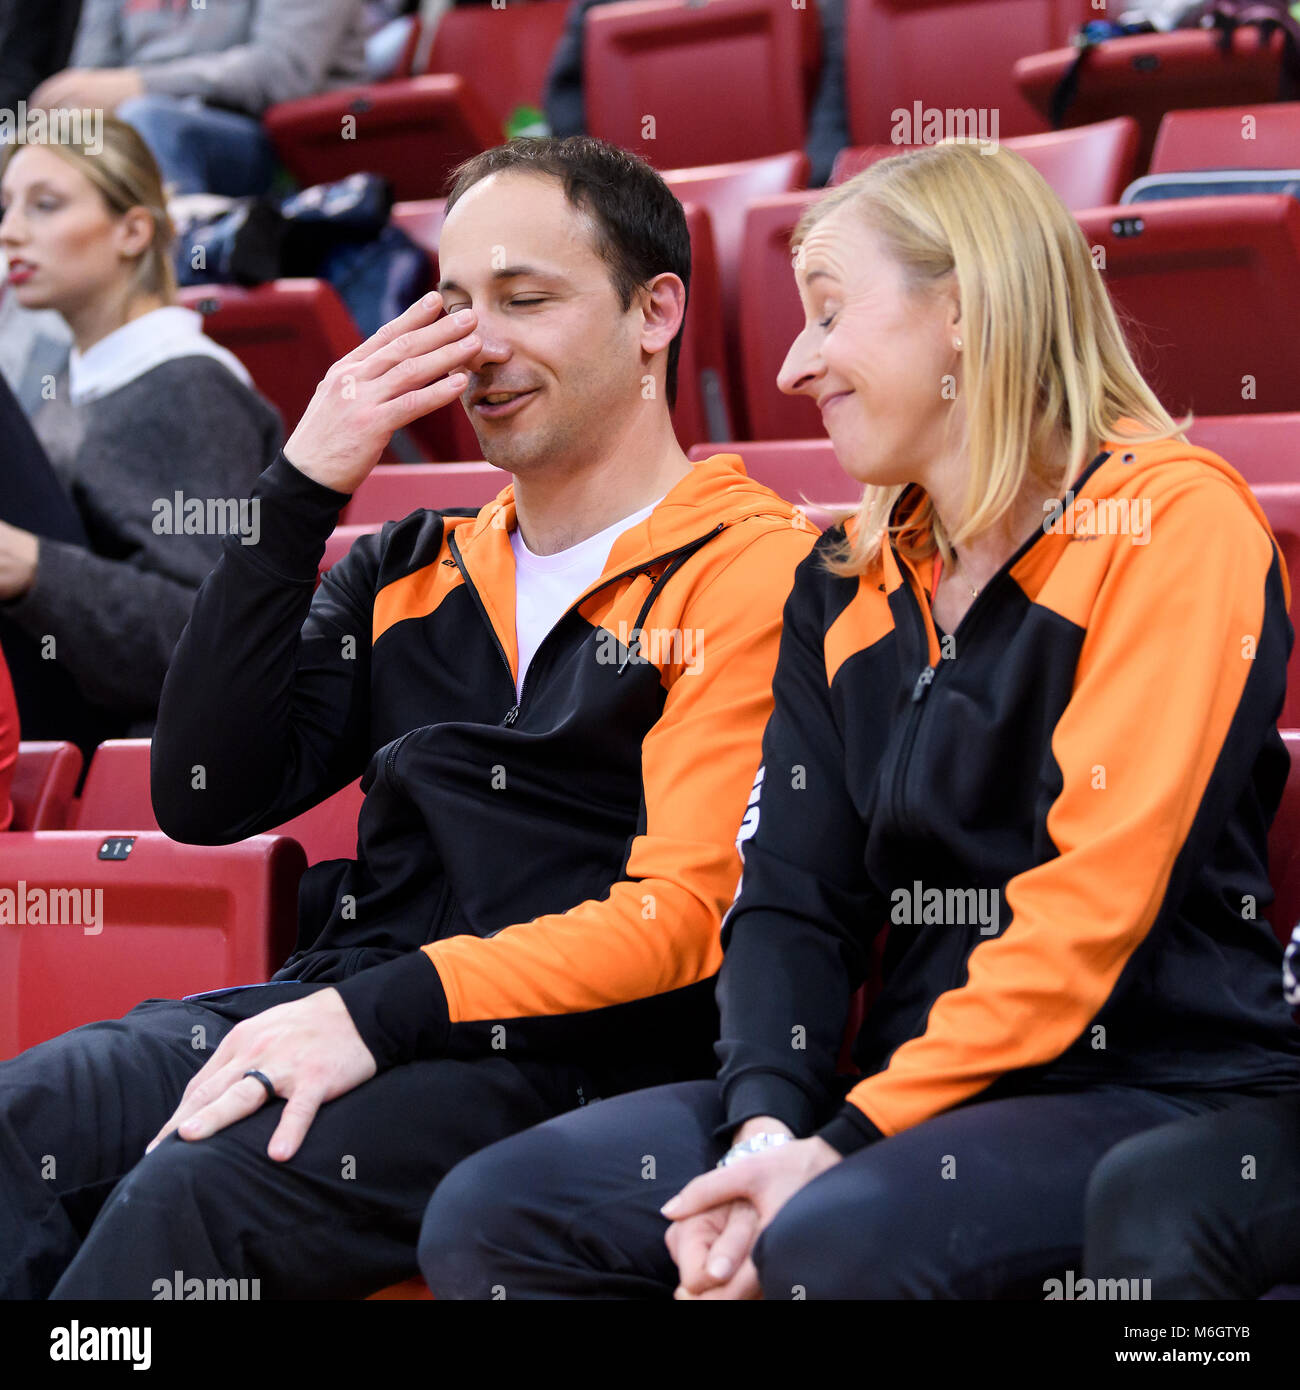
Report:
414,140,1300,1299
0,117,279,757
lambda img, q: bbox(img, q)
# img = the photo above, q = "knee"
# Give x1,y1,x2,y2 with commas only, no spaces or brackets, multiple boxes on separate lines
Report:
115,93,185,137
1084,1126,1198,1281
418,1145,524,1300
755,1169,909,1299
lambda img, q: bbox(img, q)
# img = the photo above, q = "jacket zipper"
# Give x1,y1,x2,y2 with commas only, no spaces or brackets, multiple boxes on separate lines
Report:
449,522,729,727
886,550,1005,838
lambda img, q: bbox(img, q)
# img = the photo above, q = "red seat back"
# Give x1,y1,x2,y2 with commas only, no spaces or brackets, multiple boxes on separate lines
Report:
1014,28,1287,167
0,832,305,1058
687,438,857,527
584,0,814,169
342,462,507,525
1151,102,1300,175
1186,414,1300,488
74,739,365,869
264,75,501,202
1269,729,1300,949
831,116,1140,210
737,190,822,440
7,742,83,831
425,0,571,131
664,152,810,437
1077,196,1300,418
178,280,361,439
674,201,734,447
845,0,1092,145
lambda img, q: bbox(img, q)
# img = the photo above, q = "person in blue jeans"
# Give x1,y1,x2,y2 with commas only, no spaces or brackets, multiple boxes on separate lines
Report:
27,0,369,195
414,139,1300,1299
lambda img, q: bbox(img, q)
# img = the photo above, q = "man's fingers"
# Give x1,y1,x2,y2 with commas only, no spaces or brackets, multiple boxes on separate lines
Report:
363,307,479,384
174,1075,272,1144
145,1057,240,1152
338,292,455,371
266,1090,322,1163
381,371,472,435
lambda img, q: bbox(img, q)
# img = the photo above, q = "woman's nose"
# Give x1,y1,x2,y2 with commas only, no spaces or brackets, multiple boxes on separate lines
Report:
777,330,821,397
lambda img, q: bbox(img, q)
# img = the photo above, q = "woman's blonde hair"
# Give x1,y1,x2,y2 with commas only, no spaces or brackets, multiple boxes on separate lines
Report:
2,116,177,301
793,140,1186,575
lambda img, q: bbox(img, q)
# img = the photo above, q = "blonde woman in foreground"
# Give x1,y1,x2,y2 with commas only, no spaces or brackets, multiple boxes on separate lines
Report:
415,141,1300,1299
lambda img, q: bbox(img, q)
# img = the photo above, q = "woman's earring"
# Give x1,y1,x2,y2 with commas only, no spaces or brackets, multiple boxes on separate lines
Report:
953,337,963,351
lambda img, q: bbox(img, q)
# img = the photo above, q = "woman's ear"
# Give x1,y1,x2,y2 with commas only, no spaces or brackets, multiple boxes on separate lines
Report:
116,205,155,262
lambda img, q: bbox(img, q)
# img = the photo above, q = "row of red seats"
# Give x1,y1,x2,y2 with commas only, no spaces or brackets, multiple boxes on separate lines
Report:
258,0,1294,198
180,101,1300,452
8,716,1300,1054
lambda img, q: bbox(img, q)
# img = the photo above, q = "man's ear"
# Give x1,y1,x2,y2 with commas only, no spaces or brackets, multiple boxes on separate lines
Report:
640,271,686,357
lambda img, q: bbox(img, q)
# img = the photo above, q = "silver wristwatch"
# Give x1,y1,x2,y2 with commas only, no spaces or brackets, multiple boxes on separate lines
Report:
717,1131,793,1167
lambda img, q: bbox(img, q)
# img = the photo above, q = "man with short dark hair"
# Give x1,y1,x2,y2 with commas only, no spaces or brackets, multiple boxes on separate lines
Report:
0,136,815,1300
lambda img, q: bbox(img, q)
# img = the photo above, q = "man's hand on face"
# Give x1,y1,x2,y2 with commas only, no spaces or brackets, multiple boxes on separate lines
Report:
283,292,480,495
145,989,377,1162
29,68,144,114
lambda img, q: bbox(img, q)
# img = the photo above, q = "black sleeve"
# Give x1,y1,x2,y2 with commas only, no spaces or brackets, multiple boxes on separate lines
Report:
713,541,884,1140
150,451,378,843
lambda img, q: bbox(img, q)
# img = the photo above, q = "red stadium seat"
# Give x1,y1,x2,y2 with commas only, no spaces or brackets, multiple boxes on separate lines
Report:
74,740,365,868
830,116,1141,210
1015,27,1288,167
7,742,83,831
687,437,857,526
71,740,156,831
1150,101,1300,174
664,151,810,437
674,201,734,446
737,190,821,440
264,75,500,202
1269,728,1300,948
0,831,305,1058
583,0,816,169
424,0,571,132
1186,414,1300,487
342,462,506,524
321,523,383,578
845,0,1094,146
1252,485,1300,730
1076,196,1300,418
178,279,360,438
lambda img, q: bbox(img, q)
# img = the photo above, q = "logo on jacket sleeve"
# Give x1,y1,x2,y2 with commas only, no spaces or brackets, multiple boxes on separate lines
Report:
736,765,765,847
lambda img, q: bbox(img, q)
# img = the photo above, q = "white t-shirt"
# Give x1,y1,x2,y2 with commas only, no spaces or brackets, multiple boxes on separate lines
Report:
510,497,663,697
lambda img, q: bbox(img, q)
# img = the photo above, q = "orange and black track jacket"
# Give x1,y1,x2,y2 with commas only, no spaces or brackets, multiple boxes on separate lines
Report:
716,434,1300,1157
152,451,815,1071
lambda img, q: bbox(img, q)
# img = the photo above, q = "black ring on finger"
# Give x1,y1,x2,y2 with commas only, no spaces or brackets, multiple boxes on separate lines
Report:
243,1068,278,1102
